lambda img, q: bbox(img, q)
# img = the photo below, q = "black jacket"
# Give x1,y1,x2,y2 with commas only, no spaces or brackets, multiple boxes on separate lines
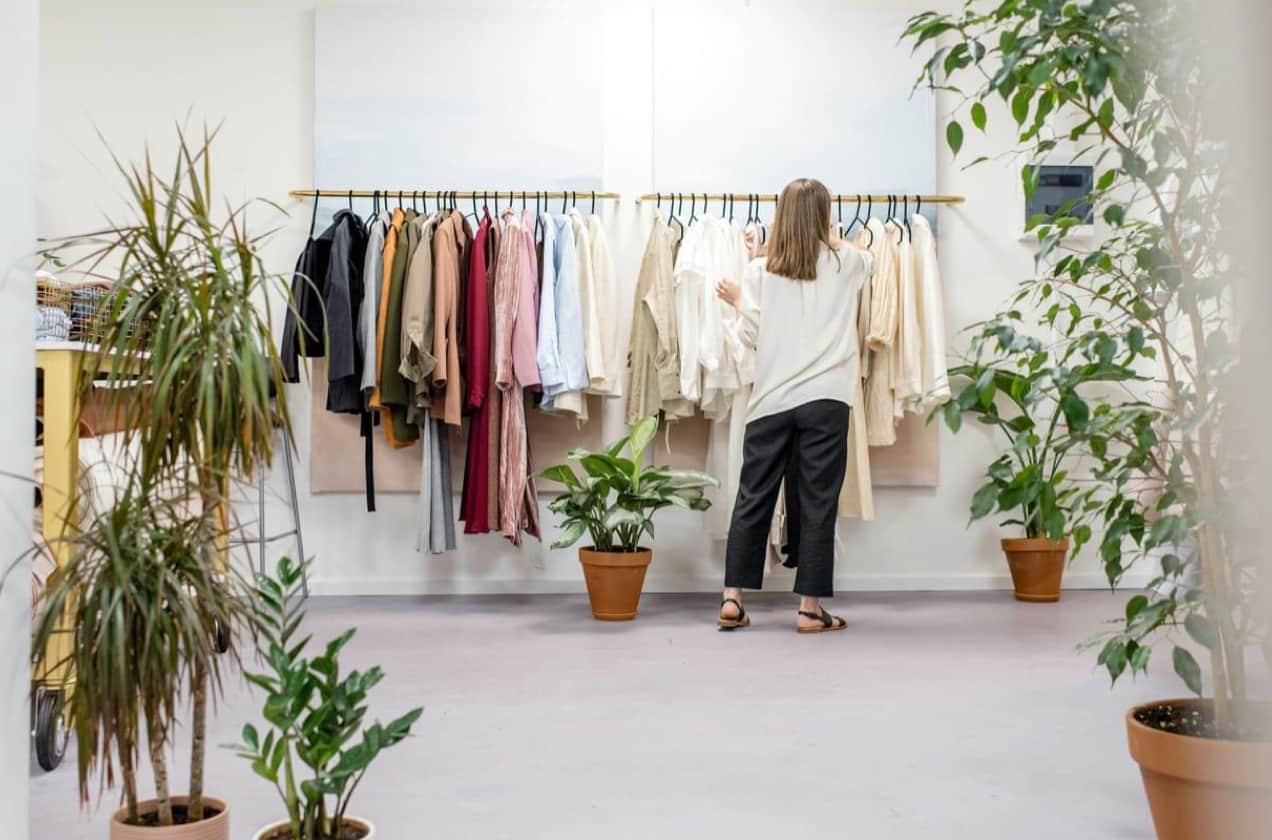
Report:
280,210,368,413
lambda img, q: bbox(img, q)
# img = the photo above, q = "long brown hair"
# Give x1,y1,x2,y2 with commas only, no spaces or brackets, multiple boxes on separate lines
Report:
765,178,836,281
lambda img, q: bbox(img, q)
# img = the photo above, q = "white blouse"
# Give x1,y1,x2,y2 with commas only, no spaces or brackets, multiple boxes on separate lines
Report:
732,243,871,424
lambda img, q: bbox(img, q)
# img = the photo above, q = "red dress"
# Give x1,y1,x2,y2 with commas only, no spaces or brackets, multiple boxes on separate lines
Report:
460,212,496,533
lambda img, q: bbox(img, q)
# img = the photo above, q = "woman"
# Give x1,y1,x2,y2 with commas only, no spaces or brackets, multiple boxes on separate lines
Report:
715,178,870,633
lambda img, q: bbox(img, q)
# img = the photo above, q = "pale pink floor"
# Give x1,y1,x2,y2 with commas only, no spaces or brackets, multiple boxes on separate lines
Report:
30,591,1179,839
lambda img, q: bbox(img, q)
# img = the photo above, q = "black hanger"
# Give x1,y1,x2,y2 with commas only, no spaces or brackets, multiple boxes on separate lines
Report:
865,196,875,248
307,193,320,239
591,190,596,215
688,192,698,226
903,195,913,242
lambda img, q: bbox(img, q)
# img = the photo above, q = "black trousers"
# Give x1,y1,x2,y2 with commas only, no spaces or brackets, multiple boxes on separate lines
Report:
725,399,849,598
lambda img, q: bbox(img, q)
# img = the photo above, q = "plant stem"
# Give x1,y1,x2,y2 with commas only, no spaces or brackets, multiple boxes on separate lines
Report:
188,658,207,821
147,711,174,826
120,741,139,823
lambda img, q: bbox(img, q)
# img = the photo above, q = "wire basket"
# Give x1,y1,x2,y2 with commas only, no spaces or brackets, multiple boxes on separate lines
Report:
68,284,112,344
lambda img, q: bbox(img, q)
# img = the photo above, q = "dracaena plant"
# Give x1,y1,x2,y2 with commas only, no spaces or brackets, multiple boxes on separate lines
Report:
33,478,246,827
938,315,1150,549
906,1,1266,736
541,416,719,552
232,558,423,840
38,124,295,819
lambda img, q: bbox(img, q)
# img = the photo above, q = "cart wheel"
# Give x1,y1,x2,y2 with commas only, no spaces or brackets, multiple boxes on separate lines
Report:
213,620,230,654
35,690,66,772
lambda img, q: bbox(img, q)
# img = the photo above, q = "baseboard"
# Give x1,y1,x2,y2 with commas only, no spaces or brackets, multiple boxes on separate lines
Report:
307,570,1151,597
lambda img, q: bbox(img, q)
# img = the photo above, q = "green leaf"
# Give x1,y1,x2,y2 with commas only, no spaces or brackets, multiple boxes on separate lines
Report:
971,101,987,132
627,416,658,462
1172,646,1203,695
1184,614,1218,651
1096,97,1115,129
1099,638,1128,683
943,400,963,433
1096,169,1116,191
549,519,588,551
540,464,580,488
1127,326,1145,356
1061,391,1089,431
970,483,999,520
1104,204,1125,226
1011,88,1032,125
946,120,964,155
1125,594,1148,623
1129,642,1152,673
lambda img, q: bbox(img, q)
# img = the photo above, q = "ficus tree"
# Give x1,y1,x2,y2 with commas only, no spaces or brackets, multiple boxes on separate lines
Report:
905,0,1265,735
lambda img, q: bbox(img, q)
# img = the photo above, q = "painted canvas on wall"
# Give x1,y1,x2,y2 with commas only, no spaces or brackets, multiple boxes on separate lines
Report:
651,7,935,196
314,7,605,195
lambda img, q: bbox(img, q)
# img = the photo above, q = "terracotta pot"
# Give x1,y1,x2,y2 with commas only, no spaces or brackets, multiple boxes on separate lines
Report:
110,797,229,840
1000,537,1068,602
578,547,652,620
252,817,375,840
1126,699,1272,840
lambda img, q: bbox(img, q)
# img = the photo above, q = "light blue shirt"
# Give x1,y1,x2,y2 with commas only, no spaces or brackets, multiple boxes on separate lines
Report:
538,214,589,409
536,214,563,397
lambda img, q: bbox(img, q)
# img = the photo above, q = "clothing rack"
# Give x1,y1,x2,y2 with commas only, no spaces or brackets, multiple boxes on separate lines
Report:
290,189,622,201
638,192,964,204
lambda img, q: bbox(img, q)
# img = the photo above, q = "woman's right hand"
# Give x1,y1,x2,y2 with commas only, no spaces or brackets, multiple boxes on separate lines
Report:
715,278,741,309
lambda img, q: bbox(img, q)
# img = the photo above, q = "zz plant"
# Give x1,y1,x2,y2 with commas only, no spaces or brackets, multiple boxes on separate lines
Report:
233,558,422,840
542,416,718,551
906,1,1265,735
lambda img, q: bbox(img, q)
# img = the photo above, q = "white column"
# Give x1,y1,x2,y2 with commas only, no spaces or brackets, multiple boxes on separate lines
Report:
0,0,37,833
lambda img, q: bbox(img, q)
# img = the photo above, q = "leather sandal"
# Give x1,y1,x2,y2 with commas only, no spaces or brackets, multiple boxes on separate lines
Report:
796,607,847,634
717,597,751,630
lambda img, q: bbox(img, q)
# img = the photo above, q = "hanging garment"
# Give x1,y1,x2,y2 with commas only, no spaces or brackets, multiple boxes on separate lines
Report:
417,413,456,554
370,208,405,414
912,214,951,411
460,211,499,534
627,212,693,424
359,211,389,397
554,209,597,418
585,214,622,397
704,219,748,537
399,211,441,406
893,225,922,415
862,218,901,446
485,218,503,533
675,215,743,418
280,209,367,414
431,210,470,427
569,209,605,405
535,214,561,401
494,210,540,545
379,209,421,446
539,214,588,414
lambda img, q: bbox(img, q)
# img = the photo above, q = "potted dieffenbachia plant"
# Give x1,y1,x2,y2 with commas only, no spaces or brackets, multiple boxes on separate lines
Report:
541,416,718,620
233,558,422,840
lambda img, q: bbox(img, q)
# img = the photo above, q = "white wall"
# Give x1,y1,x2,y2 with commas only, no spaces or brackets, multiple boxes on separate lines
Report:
1,0,37,829
38,0,1141,595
